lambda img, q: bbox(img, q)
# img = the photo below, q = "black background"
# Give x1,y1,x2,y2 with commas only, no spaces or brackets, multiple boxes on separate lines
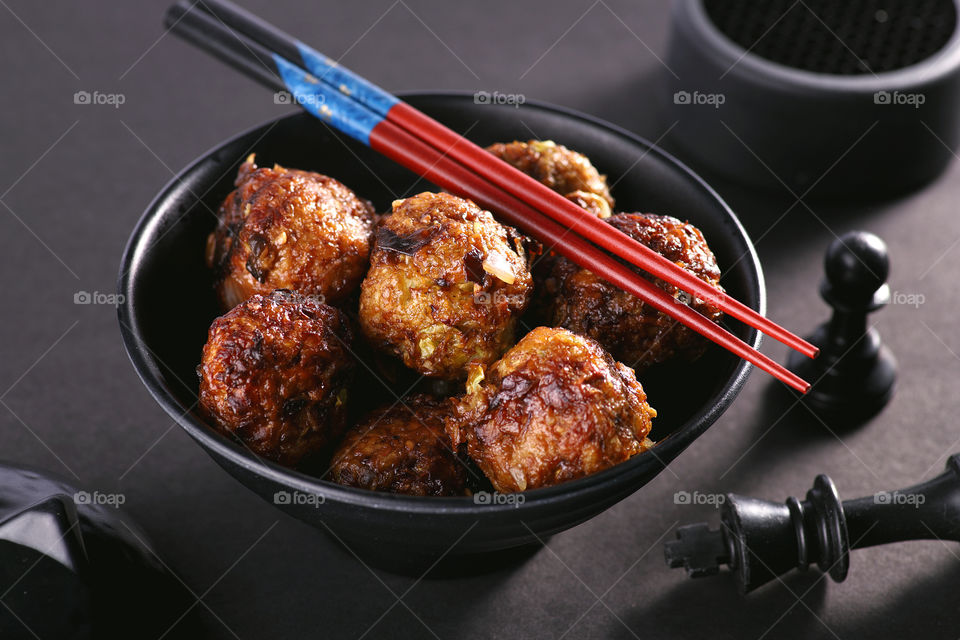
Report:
3,1,960,638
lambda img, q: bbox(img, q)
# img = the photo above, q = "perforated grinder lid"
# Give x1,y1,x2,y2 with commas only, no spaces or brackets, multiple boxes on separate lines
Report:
663,0,960,199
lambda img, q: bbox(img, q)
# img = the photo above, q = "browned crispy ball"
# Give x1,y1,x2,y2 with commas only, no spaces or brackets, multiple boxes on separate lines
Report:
206,155,376,311
358,192,533,380
198,290,354,467
329,395,468,496
486,140,614,216
539,213,724,372
448,327,655,492
564,190,611,219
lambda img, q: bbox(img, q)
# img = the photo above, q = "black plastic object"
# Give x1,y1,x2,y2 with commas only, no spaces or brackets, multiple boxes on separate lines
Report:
0,462,190,638
664,0,960,198
117,94,764,573
786,230,896,423
665,454,960,593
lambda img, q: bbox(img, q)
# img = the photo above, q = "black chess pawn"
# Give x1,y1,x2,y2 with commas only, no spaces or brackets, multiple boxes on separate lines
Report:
786,230,896,423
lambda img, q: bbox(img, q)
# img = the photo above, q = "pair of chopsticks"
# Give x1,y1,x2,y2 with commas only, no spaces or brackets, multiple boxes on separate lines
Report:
165,0,815,392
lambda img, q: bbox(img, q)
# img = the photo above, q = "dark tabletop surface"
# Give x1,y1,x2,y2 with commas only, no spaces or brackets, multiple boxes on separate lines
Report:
3,1,960,638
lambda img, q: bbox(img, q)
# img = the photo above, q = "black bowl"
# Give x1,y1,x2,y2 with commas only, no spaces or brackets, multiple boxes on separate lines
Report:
118,93,764,572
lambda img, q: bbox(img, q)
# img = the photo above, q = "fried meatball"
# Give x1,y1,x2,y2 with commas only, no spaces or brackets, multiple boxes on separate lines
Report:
487,140,614,215
358,192,533,380
206,155,376,310
198,290,354,467
564,190,611,219
329,395,468,496
539,213,724,371
448,327,655,492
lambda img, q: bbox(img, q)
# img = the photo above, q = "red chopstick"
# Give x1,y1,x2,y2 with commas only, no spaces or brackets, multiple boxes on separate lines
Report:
186,0,816,361
167,0,811,392
367,119,811,393
388,104,818,361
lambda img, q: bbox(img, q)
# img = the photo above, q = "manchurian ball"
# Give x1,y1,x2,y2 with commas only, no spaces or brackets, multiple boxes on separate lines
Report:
447,327,656,492
359,192,533,380
206,155,376,311
198,290,354,467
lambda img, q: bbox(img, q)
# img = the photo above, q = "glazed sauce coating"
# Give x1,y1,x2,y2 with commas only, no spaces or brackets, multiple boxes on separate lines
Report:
448,327,655,492
195,143,699,494
486,139,614,215
207,155,376,310
198,290,354,467
329,394,469,496
538,213,724,371
359,192,533,380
